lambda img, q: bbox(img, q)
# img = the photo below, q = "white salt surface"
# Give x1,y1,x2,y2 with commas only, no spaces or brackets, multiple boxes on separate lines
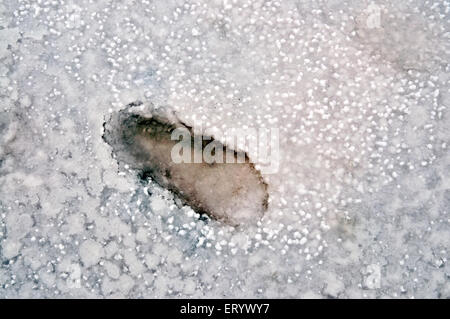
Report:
0,0,449,298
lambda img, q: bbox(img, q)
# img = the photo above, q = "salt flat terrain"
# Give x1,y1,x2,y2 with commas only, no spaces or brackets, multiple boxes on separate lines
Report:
0,0,449,298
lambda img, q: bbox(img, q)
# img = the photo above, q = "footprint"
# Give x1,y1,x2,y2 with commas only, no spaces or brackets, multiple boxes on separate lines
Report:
103,101,268,226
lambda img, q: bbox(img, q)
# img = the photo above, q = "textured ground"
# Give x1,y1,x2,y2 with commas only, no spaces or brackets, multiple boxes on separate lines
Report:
0,0,449,298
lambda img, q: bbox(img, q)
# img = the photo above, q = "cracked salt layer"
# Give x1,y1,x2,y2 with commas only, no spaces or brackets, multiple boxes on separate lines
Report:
103,102,268,226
